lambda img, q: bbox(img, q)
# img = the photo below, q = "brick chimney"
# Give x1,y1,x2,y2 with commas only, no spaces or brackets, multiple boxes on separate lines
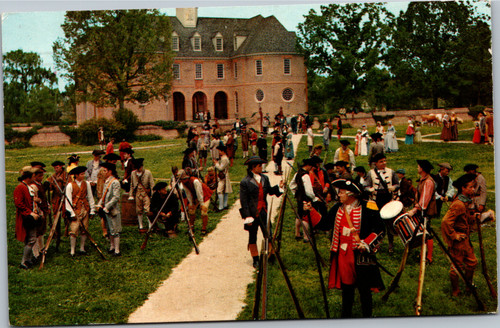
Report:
176,8,198,28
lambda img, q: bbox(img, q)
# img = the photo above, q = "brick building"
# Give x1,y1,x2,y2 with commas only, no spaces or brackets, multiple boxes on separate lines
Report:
76,8,308,124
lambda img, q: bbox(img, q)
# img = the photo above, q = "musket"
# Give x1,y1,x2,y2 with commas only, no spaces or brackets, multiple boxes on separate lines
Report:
306,209,330,318
257,200,305,319
415,215,427,316
475,213,497,299
252,244,265,320
425,218,486,311
260,199,272,320
381,243,410,301
173,168,200,255
285,161,327,204
141,177,181,250
53,178,106,260
39,195,65,270
272,170,287,252
285,192,328,268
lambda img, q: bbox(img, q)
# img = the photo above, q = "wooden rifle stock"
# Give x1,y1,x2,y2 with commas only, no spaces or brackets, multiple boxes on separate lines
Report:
141,178,181,250
475,215,497,299
39,197,65,270
415,216,427,316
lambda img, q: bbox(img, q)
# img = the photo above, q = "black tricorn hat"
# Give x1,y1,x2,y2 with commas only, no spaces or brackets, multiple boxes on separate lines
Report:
323,163,335,170
30,161,46,168
67,154,80,163
100,162,117,171
51,160,65,167
92,149,105,156
103,153,121,161
371,132,383,140
417,160,434,173
334,160,348,167
339,139,350,146
133,158,144,168
244,156,267,165
332,179,362,195
353,166,366,174
216,145,227,152
463,164,479,172
121,148,134,154
153,181,168,191
69,166,87,175
301,157,316,167
183,147,196,155
452,173,477,191
310,155,323,164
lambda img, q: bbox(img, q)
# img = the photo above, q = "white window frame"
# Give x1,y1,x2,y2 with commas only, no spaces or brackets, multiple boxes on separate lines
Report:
173,63,180,79
217,63,224,79
195,63,203,80
255,60,263,76
193,35,202,51
215,37,223,51
172,33,179,51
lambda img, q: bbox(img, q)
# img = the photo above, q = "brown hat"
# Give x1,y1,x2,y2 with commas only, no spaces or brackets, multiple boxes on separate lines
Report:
438,162,453,170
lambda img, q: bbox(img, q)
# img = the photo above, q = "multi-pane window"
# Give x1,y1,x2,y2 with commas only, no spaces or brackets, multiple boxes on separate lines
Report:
235,92,239,113
195,63,203,79
194,36,201,51
172,35,179,51
173,64,180,79
216,37,223,51
282,88,294,101
217,64,224,79
284,58,291,75
234,62,238,78
256,60,263,76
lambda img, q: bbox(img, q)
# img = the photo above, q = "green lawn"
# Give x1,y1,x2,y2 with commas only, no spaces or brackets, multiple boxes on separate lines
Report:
238,135,497,319
6,133,497,324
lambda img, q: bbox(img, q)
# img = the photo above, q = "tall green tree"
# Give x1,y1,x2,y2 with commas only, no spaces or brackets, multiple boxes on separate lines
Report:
53,9,174,110
3,50,60,123
386,1,491,109
297,3,394,112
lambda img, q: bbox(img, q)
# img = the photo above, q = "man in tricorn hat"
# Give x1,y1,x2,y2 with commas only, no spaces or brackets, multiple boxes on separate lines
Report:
149,181,180,238
65,166,95,257
368,132,384,168
333,139,356,171
334,161,351,180
14,166,39,269
129,158,155,232
182,147,199,177
95,153,121,238
96,162,122,256
432,162,455,217
214,145,232,211
290,157,319,242
408,159,437,263
317,178,385,317
441,173,478,296
240,156,284,268
178,168,211,235
46,160,68,248
85,149,105,195
121,148,135,192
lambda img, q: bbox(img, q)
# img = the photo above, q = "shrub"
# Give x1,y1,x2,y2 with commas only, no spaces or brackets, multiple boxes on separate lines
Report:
468,105,486,120
59,125,79,144
77,118,125,145
113,108,140,141
135,134,162,142
5,141,31,149
4,126,38,143
372,113,395,125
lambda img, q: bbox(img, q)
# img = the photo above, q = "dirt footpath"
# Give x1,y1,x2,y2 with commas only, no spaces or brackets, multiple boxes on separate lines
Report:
128,134,302,323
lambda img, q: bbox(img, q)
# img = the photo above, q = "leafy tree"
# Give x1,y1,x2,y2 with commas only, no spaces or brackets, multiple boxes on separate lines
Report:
53,9,175,110
3,50,60,123
387,1,490,108
297,3,394,111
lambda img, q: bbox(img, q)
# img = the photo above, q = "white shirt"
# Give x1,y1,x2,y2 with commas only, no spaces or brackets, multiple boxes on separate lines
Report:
65,180,95,217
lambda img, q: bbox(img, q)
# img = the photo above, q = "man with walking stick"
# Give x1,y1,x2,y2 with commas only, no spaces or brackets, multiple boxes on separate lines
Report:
441,173,478,297
326,179,385,318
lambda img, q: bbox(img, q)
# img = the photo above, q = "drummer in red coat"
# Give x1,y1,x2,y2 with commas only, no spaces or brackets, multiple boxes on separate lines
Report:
14,166,41,269
324,179,385,317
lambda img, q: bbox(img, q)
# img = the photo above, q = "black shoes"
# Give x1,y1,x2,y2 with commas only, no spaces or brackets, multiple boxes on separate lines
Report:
77,250,88,256
252,256,259,269
19,262,30,270
108,249,115,254
113,252,122,257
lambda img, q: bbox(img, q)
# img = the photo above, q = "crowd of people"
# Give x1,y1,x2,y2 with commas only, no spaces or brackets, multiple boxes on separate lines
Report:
12,112,495,319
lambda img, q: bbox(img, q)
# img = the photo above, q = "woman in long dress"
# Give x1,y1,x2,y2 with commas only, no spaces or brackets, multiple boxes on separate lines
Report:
414,123,422,143
359,125,369,156
440,114,453,141
405,121,415,145
285,133,294,159
354,129,362,156
472,122,481,144
384,121,398,152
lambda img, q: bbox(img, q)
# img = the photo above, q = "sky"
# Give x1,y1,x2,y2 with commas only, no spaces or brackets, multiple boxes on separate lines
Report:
0,0,416,90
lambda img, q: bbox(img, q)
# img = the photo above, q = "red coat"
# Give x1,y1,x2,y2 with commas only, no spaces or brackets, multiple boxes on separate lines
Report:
14,182,34,243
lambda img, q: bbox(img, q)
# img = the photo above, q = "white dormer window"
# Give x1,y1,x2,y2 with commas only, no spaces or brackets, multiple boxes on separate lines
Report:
213,32,223,52
172,32,179,51
192,32,202,51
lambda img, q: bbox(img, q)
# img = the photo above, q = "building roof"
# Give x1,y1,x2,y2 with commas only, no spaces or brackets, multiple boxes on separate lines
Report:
169,15,298,58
